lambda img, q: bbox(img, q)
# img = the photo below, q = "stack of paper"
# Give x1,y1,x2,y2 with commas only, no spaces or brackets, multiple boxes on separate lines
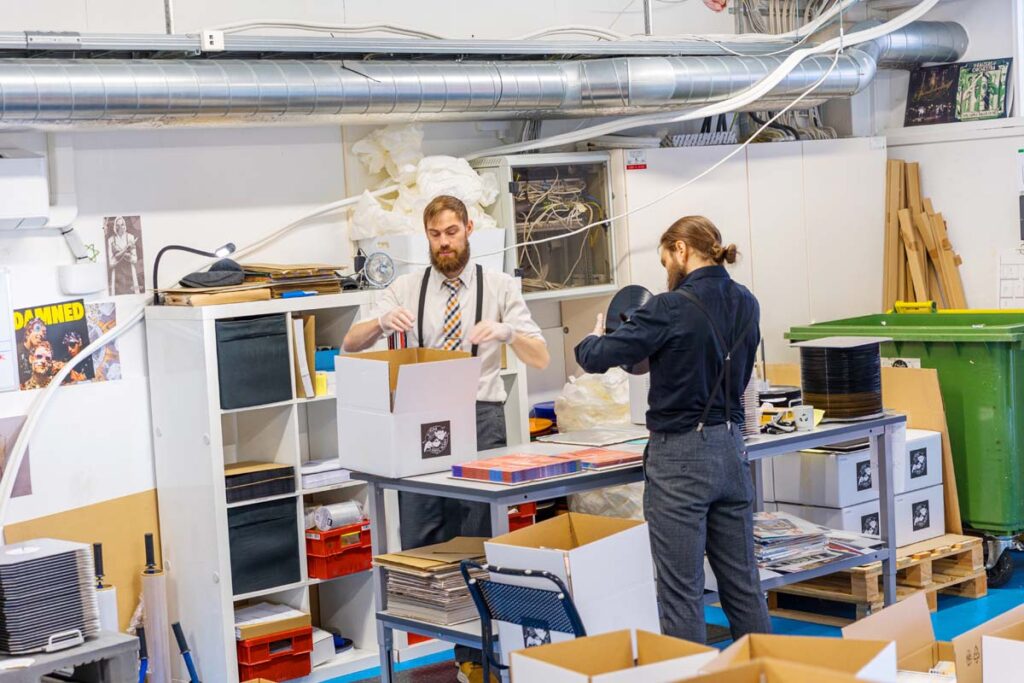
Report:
375,538,487,626
243,263,344,297
234,602,311,641
301,458,350,490
451,454,580,484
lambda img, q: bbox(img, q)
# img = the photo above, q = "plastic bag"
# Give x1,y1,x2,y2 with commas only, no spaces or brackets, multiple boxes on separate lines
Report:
351,124,424,184
349,191,416,241
555,368,645,520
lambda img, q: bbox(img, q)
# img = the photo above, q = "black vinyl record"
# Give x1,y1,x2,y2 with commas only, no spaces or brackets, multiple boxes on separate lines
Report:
799,345,884,421
605,285,654,375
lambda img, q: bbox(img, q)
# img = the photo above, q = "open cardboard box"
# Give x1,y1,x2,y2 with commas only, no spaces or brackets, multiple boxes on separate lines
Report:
982,621,1024,683
484,513,659,660
701,634,897,682
509,629,716,682
843,591,1024,682
686,658,866,682
336,348,481,478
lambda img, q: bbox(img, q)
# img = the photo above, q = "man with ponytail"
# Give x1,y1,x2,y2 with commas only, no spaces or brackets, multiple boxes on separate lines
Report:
575,215,770,644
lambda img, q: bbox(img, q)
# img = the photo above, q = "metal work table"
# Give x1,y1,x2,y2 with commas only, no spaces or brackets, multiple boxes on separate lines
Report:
361,413,906,683
0,632,139,683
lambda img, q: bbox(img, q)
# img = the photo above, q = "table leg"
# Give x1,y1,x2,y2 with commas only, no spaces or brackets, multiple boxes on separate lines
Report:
751,460,765,512
490,502,510,537
876,424,898,606
368,482,395,683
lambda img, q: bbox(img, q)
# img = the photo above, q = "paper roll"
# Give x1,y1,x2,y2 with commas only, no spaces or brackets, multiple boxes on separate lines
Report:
304,506,319,530
314,501,364,531
142,570,172,683
97,586,118,633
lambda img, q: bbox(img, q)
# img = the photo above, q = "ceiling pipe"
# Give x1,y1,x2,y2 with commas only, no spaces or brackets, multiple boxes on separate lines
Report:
0,21,966,129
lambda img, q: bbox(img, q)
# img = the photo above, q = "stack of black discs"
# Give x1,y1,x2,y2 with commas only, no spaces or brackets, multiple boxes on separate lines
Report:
797,338,884,421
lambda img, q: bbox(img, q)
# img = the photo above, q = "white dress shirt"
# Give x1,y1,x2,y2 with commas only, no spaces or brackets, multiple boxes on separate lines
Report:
366,266,544,402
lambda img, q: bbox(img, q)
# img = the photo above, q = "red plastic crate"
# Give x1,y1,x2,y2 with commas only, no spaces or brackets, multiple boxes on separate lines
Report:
238,626,313,665
238,652,311,682
305,520,371,557
307,545,373,579
508,502,537,531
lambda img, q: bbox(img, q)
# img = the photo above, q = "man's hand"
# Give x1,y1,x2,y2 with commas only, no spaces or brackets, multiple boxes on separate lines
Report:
378,307,416,334
469,320,514,345
591,313,605,338
704,0,728,11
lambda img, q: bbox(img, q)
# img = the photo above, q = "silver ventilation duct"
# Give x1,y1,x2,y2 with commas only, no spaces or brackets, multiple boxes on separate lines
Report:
0,21,966,128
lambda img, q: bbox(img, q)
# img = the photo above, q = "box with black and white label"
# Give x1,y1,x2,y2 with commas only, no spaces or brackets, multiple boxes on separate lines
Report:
772,443,878,508
893,428,943,494
777,483,945,546
336,349,481,478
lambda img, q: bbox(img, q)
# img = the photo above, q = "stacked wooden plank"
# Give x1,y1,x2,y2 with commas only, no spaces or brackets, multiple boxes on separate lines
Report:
883,160,967,310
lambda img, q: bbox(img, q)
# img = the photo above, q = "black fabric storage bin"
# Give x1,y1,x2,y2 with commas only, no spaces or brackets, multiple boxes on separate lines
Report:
216,315,292,410
228,498,300,595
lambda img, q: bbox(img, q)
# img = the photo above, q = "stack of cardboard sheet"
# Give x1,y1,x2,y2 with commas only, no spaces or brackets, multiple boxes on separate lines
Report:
883,160,967,310
243,263,344,297
375,537,487,626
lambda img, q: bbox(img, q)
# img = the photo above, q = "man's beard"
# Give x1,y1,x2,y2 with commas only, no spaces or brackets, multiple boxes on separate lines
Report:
431,241,471,278
667,262,687,291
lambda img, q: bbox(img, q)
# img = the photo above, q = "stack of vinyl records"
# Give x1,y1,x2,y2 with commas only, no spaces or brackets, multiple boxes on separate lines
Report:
742,377,760,438
0,539,100,654
451,453,580,485
795,337,887,421
752,512,827,568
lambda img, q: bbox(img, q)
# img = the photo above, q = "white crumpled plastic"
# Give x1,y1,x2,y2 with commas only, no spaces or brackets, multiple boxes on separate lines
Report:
349,125,501,240
555,368,646,520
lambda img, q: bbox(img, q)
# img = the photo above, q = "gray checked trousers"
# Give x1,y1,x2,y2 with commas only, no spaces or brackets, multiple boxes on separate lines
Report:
644,424,772,643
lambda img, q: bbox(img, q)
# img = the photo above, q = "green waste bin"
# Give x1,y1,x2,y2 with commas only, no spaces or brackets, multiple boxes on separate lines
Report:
787,311,1024,536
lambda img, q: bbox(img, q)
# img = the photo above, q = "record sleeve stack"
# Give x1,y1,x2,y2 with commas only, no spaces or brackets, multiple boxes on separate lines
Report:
753,512,828,570
0,539,100,654
375,539,487,626
565,448,643,470
452,453,580,484
796,337,886,421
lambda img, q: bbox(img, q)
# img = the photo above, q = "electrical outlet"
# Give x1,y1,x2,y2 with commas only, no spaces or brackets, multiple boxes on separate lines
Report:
201,30,225,52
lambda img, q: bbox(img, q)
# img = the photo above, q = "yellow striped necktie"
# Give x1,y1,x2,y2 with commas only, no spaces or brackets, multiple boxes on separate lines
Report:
441,278,463,351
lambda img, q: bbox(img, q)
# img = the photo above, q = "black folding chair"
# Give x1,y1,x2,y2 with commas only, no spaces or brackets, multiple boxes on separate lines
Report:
460,559,587,682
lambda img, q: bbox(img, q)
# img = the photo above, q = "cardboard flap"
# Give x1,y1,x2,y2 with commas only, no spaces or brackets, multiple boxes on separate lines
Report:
224,461,292,476
375,537,485,571
489,513,645,551
843,592,934,669
394,355,481,414
335,355,392,411
635,630,714,665
512,630,635,676
690,659,865,683
951,603,1024,683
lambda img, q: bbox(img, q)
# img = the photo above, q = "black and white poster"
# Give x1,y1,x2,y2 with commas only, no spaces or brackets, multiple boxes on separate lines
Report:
104,215,145,295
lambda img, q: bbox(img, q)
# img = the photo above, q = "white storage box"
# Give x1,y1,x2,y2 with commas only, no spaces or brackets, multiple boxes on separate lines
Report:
485,513,659,660
773,444,878,508
335,349,481,478
311,628,334,668
894,428,943,494
777,483,945,547
358,228,506,279
510,630,716,683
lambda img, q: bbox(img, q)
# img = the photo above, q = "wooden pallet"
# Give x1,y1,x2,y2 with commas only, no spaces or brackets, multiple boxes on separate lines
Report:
768,534,987,625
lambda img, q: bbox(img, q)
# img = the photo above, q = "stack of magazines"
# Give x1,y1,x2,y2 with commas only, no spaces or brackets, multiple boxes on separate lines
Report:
754,512,884,574
375,538,487,626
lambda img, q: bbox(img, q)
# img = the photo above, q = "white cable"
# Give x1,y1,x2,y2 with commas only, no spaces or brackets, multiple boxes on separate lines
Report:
213,21,447,39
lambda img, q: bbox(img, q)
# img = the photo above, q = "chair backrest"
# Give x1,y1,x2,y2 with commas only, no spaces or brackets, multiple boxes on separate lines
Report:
461,559,587,639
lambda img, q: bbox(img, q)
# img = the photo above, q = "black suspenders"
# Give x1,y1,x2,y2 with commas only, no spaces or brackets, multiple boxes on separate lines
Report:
675,287,758,434
417,264,485,357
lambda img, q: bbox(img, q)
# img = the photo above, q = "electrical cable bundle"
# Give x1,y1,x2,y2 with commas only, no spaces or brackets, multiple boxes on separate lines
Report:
796,338,886,421
0,538,100,654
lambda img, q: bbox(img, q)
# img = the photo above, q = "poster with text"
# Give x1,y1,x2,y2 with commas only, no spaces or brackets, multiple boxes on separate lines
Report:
103,215,145,295
0,416,30,498
13,299,94,390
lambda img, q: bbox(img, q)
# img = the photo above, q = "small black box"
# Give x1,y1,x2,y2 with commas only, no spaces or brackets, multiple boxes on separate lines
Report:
216,315,292,410
228,497,300,595
225,462,296,504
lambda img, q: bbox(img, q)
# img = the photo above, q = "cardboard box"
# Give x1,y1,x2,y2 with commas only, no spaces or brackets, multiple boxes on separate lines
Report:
311,627,335,668
509,629,716,682
700,634,898,682
893,428,943,495
772,445,878,508
335,349,481,478
982,621,1024,683
686,658,866,682
234,603,311,641
777,484,945,546
484,513,659,659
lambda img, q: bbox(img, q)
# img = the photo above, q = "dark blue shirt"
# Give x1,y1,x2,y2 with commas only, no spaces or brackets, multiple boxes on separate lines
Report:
575,266,760,434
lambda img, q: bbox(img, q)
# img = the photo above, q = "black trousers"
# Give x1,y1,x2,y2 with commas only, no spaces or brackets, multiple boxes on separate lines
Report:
398,401,507,665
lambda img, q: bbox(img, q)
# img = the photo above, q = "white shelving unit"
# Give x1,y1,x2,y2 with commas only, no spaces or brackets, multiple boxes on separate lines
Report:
146,290,531,681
